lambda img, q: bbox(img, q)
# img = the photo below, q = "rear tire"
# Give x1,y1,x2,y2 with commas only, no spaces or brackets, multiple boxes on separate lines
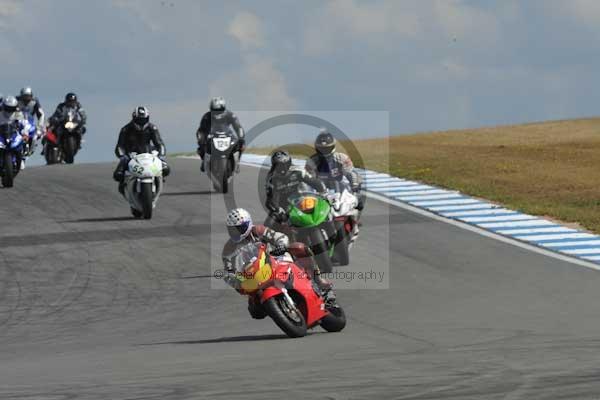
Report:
310,229,333,273
130,207,143,219
333,222,350,266
2,152,14,188
264,295,307,338
320,304,346,333
140,182,153,219
64,136,76,164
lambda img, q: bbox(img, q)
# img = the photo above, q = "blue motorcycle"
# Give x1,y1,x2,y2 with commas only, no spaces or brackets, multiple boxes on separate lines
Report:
0,122,25,188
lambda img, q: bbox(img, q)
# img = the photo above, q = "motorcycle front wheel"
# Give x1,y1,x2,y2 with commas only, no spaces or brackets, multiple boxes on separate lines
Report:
264,294,307,338
64,136,77,164
2,152,13,188
140,182,154,219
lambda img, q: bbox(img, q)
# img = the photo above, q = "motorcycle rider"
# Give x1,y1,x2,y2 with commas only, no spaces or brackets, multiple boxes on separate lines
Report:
222,208,332,319
0,96,31,169
305,129,364,211
112,106,170,194
196,97,245,172
16,87,45,155
265,150,328,225
48,92,87,150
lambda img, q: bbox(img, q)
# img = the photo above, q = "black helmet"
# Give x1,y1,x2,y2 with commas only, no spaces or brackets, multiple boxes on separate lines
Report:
315,129,336,155
65,92,78,107
132,106,150,130
271,150,292,175
209,96,226,112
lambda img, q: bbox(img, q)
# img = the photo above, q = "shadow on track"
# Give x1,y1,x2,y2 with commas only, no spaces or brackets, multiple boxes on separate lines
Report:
140,334,290,345
62,216,135,223
162,190,213,197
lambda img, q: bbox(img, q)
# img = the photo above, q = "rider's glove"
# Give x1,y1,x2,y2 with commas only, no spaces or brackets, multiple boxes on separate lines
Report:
273,207,288,223
271,244,287,257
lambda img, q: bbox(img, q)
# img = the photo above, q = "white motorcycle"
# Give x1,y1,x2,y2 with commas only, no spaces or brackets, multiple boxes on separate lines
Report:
328,183,360,266
123,151,164,219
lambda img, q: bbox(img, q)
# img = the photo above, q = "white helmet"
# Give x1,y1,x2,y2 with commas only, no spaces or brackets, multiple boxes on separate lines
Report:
209,96,226,112
20,87,33,97
132,106,150,130
226,208,253,242
2,96,18,113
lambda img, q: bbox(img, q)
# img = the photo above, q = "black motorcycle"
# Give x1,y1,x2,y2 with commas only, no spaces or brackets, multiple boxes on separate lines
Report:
204,129,239,193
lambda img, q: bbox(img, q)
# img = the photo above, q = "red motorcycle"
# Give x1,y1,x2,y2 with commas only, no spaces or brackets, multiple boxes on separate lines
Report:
42,128,62,165
225,242,346,338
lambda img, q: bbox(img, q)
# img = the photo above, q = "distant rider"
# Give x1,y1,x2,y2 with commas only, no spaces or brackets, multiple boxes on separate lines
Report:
222,208,332,319
112,106,170,193
305,129,364,211
265,150,328,225
0,96,31,169
48,92,87,150
16,87,45,154
196,97,245,172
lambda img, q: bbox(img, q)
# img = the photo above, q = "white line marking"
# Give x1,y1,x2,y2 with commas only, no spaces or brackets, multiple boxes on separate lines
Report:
460,214,533,223
478,220,554,229
563,248,600,255
442,208,517,217
495,227,576,235
371,182,422,189
513,233,596,241
399,193,462,201
583,256,600,261
386,189,449,196
542,240,600,248
428,204,495,212
367,184,430,190
412,199,480,206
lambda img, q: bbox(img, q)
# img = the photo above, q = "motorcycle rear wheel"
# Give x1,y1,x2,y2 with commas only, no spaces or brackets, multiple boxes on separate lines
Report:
264,294,307,338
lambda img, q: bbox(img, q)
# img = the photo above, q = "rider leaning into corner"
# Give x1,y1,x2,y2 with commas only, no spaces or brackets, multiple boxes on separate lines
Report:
16,87,45,151
264,150,329,226
222,208,333,319
305,129,364,207
47,92,87,150
0,96,31,169
195,96,245,173
112,106,170,194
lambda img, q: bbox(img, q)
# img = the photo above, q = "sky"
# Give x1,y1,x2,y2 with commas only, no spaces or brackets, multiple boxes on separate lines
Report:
1,0,600,163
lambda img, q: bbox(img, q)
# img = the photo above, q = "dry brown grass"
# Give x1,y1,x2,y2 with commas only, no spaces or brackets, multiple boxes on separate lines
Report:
251,118,600,233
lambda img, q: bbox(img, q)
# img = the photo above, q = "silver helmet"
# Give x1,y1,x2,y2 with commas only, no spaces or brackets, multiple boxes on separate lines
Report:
209,96,226,112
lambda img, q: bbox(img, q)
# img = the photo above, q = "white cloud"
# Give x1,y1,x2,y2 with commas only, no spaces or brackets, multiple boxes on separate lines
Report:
209,55,298,110
304,0,421,55
228,12,265,49
433,0,500,43
544,0,600,30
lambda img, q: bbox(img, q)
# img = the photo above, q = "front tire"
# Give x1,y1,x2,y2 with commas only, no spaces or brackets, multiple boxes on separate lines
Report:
140,182,153,219
64,136,76,164
2,152,14,188
264,294,307,338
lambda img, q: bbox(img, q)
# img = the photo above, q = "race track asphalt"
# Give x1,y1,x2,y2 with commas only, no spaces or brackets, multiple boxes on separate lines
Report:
1,158,600,399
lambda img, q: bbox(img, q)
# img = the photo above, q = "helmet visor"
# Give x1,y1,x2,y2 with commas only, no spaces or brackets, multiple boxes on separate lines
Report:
228,221,251,242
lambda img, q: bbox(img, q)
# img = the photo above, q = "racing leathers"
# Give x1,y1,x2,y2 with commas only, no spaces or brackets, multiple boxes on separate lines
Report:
221,224,330,319
265,165,328,224
196,110,245,171
112,121,170,187
305,152,364,210
16,95,44,147
48,102,87,147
